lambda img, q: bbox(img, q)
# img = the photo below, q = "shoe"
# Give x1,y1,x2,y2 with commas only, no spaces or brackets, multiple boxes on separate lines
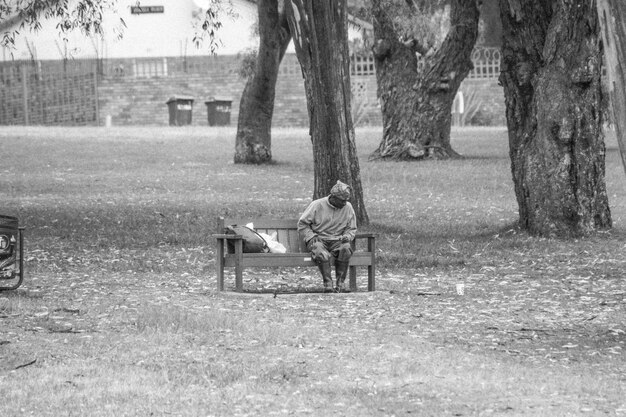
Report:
334,260,349,293
317,261,333,293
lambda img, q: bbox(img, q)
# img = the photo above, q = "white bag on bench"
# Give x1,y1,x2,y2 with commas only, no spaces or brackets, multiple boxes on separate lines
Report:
258,231,287,254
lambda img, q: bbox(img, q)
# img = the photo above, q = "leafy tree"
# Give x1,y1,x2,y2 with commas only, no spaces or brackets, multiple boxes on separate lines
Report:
285,0,369,225
234,0,291,164
499,0,611,237
366,0,478,161
597,0,626,175
1,0,117,46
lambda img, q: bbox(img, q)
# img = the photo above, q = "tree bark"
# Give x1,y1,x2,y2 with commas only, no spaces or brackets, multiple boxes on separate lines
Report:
370,0,479,161
499,0,611,237
234,0,291,164
285,0,369,225
597,0,626,175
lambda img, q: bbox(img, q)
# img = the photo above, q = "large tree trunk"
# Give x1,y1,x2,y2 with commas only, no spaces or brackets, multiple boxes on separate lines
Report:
234,0,291,164
285,0,369,225
499,0,611,237
370,0,479,161
597,0,626,175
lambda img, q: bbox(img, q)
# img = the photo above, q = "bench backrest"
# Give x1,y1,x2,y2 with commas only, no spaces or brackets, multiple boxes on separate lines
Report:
218,217,307,253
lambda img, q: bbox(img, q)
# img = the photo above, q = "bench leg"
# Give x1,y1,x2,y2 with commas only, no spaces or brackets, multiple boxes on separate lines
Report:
368,265,375,291
235,266,243,291
368,236,376,291
216,239,225,291
234,239,243,292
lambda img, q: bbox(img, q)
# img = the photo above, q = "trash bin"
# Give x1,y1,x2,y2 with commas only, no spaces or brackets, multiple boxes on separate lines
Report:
166,96,194,126
0,214,24,290
205,97,232,126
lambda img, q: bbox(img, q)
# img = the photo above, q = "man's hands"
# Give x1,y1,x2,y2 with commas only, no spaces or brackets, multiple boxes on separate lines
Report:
310,235,351,244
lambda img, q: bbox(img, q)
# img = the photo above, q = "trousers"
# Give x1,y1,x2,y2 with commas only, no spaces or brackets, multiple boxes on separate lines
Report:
307,239,353,263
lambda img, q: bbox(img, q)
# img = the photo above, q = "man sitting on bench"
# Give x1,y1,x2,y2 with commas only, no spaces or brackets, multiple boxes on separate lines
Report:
297,180,357,293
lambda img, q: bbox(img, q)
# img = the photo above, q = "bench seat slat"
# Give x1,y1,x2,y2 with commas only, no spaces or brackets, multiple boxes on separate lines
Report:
223,252,374,268
222,218,299,229
213,234,242,239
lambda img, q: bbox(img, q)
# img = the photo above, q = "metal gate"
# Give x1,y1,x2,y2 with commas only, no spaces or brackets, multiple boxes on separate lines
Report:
0,60,98,126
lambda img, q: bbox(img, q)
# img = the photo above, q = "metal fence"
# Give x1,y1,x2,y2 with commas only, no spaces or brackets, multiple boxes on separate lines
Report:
467,47,501,80
96,55,241,78
0,60,98,126
349,46,501,79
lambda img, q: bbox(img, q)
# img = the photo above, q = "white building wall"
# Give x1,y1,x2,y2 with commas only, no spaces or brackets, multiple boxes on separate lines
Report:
1,0,259,61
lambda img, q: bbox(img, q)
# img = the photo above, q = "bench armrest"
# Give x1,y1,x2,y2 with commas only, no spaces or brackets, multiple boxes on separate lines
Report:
352,233,376,253
213,234,243,240
214,234,244,258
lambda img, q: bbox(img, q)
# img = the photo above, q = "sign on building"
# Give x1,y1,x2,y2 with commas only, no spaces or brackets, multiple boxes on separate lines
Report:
130,5,164,14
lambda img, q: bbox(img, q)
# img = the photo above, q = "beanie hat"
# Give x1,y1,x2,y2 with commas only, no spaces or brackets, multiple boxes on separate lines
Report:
330,180,351,200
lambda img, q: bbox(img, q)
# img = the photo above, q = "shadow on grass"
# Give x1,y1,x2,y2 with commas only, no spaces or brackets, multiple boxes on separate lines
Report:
447,154,507,161
0,288,43,299
234,288,358,295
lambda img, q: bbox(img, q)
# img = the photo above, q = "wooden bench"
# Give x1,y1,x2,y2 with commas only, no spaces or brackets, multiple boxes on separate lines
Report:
213,217,376,292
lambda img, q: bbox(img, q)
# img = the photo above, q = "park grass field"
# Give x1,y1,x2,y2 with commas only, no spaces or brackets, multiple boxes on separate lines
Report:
0,125,625,416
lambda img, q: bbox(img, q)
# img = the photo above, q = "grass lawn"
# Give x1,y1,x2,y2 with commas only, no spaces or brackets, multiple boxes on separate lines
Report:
0,125,625,416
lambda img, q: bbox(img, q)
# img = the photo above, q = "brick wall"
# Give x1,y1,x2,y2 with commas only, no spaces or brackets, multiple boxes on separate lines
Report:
98,56,248,126
1,54,506,127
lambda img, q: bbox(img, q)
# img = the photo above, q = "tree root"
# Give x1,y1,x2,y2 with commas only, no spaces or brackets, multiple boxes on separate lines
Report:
234,143,272,164
369,145,463,161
